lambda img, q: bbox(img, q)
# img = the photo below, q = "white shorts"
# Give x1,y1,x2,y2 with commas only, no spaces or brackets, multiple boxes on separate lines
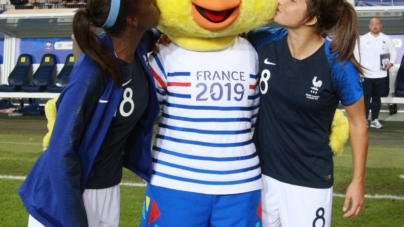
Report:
261,175,333,227
28,184,120,227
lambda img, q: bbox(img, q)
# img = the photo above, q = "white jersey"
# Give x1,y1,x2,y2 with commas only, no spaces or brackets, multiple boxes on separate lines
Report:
149,37,262,195
356,32,397,79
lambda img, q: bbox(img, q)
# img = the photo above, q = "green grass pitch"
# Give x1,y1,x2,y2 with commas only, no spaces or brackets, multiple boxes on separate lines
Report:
0,114,403,226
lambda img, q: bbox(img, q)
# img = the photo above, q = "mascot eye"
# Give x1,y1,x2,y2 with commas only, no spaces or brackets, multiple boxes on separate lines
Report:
195,6,236,23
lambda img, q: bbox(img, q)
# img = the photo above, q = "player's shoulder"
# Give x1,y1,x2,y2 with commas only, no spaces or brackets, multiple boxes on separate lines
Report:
323,40,357,75
248,27,287,50
70,54,103,85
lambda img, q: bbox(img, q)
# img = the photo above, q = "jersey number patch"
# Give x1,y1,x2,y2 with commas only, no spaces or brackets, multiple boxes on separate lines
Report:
260,69,271,95
312,207,325,227
114,87,135,117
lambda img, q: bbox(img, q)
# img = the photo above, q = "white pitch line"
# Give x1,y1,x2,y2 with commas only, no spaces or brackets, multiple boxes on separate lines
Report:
0,141,41,145
1,175,403,199
0,158,36,162
0,175,146,187
333,193,404,200
0,175,26,180
120,182,146,187
400,175,404,179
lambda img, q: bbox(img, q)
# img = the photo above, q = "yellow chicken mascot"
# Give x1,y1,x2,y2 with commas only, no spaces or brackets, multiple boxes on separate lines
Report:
142,2,275,226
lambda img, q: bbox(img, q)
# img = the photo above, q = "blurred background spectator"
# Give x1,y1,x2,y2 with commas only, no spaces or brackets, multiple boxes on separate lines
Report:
10,0,28,5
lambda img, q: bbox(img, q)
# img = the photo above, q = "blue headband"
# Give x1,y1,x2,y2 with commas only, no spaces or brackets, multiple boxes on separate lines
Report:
101,0,121,28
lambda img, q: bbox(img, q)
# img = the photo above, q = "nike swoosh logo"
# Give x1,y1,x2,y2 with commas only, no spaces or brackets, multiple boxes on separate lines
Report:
122,79,132,87
264,58,276,65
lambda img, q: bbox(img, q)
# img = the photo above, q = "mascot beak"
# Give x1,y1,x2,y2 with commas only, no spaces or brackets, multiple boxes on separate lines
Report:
191,0,241,31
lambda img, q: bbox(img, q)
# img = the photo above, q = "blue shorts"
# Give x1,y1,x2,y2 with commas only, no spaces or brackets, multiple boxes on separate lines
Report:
141,184,262,227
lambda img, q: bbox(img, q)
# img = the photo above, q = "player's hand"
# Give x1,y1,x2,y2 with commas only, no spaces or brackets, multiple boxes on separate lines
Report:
384,63,393,71
239,32,248,39
342,180,365,218
152,34,171,54
159,34,171,46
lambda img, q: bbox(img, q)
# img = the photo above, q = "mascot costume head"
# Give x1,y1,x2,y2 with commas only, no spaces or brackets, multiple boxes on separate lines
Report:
156,0,276,51
43,0,348,156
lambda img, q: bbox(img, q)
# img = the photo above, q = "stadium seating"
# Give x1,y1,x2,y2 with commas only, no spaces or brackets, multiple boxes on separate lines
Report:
47,54,74,93
393,0,404,5
355,0,404,6
0,54,32,92
22,54,56,92
355,0,395,6
395,56,404,97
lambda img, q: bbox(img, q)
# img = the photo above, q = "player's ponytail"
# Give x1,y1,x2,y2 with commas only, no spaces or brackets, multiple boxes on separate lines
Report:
304,0,364,75
329,2,364,75
72,0,120,85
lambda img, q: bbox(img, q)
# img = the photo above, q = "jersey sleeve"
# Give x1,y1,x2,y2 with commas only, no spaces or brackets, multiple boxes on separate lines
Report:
251,54,260,134
149,49,168,107
141,28,162,52
47,57,105,226
331,61,363,106
248,27,288,50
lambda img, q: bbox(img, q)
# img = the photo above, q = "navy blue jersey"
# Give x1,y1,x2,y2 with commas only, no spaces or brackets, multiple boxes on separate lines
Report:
87,57,149,189
249,27,363,188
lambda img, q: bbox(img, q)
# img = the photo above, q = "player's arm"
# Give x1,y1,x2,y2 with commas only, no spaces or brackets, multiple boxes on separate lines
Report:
247,27,287,50
251,86,259,134
385,37,398,71
342,96,368,218
47,65,104,226
142,28,162,52
335,60,368,218
251,56,260,134
149,53,168,108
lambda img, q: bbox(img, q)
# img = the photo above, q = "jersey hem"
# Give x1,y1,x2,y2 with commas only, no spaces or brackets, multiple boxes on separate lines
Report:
262,172,333,189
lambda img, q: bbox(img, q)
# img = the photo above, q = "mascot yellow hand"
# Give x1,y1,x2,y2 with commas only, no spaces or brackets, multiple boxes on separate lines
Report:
330,109,349,156
42,95,58,151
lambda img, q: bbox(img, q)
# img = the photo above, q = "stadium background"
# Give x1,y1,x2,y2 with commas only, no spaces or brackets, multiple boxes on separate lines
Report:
0,1,403,226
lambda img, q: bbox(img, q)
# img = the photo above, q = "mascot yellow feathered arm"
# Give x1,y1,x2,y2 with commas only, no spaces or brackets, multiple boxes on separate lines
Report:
330,109,349,156
42,95,59,151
